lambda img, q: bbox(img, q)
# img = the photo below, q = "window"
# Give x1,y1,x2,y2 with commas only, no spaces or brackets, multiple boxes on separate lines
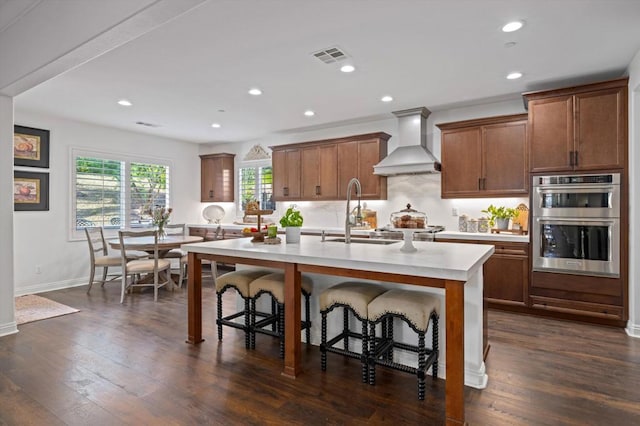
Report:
238,163,274,212
72,149,170,238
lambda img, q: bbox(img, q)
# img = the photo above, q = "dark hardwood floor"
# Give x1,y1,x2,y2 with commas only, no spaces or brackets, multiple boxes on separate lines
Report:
2,272,640,425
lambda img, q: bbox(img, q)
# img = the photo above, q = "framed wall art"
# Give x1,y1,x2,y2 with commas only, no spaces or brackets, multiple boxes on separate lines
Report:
14,125,50,168
14,171,49,211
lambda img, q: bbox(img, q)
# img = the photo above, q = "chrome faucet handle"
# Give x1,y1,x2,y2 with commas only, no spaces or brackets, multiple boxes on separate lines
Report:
321,230,326,242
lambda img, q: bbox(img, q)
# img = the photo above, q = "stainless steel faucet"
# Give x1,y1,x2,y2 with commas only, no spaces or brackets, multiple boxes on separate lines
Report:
345,177,362,244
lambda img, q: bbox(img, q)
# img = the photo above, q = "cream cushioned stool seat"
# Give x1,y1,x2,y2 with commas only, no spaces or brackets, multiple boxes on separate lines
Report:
319,282,388,383
216,269,272,349
249,272,313,358
367,289,440,400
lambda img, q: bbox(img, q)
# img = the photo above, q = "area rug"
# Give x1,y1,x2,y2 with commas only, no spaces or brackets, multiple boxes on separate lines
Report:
15,294,80,325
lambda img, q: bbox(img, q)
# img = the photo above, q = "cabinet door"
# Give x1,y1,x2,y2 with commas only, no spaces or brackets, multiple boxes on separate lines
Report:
337,141,358,199
482,120,528,195
528,96,573,172
301,145,338,199
273,149,301,200
483,254,528,306
441,128,482,197
201,155,234,202
575,87,626,170
358,139,386,199
201,157,216,201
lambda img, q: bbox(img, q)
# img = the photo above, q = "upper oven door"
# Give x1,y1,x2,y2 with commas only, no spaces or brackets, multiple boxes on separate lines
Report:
533,185,620,218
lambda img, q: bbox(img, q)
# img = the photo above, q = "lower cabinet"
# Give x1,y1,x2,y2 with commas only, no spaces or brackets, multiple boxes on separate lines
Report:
437,238,529,307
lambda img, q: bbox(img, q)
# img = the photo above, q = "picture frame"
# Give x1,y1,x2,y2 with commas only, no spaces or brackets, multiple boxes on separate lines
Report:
14,125,50,168
14,171,49,211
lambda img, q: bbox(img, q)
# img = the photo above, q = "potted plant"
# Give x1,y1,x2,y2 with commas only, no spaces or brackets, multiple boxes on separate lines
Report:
481,204,518,230
279,206,303,243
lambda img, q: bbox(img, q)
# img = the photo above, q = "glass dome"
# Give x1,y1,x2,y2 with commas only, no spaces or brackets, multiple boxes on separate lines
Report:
390,203,427,229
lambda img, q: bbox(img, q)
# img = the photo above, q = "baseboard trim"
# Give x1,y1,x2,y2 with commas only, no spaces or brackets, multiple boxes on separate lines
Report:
14,277,87,296
0,321,18,337
625,321,640,338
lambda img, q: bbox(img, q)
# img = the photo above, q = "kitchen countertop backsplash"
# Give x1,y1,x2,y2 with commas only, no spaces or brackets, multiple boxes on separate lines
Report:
195,175,529,239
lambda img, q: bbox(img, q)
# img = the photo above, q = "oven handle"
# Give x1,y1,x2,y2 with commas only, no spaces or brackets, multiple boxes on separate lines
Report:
535,217,618,227
535,185,617,193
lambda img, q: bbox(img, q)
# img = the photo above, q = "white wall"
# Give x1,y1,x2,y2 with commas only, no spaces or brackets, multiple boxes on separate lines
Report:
626,48,640,337
12,111,201,295
196,98,528,231
0,95,17,337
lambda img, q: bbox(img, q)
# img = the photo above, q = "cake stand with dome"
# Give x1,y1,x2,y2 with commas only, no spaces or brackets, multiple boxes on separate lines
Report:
389,204,428,253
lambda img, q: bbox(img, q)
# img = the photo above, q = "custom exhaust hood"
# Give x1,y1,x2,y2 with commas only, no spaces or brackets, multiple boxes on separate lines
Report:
373,107,441,176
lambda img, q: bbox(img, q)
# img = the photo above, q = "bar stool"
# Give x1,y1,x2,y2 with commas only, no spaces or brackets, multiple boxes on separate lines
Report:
319,282,388,383
367,289,439,400
216,269,272,349
248,272,313,358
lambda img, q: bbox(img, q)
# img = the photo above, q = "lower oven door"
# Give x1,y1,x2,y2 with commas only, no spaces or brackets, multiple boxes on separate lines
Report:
532,217,619,277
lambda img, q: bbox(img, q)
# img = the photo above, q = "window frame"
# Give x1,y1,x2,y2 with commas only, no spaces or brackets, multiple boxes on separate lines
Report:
237,159,274,214
70,148,172,241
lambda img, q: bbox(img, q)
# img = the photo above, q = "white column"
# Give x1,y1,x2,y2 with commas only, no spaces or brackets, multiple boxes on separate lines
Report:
0,95,17,337
626,49,640,338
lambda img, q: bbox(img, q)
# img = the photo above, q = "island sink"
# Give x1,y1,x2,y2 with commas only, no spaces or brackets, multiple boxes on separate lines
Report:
325,237,399,245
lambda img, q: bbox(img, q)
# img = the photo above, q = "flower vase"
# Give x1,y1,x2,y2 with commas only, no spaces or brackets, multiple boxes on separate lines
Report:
157,225,166,239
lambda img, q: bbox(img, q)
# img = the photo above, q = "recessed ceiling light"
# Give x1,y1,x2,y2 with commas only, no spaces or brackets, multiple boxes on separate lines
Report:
211,123,221,128
248,88,262,96
117,99,132,106
381,95,394,102
340,64,355,73
304,110,315,117
506,72,523,80
502,21,524,32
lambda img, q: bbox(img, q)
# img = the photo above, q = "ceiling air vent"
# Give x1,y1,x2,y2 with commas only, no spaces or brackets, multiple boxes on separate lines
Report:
135,121,161,128
312,46,348,64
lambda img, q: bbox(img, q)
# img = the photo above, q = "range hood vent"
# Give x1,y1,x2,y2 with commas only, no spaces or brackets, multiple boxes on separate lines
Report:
373,107,441,176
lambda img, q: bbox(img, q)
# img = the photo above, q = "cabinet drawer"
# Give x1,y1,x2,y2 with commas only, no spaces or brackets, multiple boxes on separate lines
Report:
189,227,207,238
530,295,623,320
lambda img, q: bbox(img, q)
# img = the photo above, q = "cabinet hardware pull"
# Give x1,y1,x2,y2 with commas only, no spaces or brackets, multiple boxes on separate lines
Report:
482,178,486,190
284,187,289,196
478,178,482,190
209,190,213,198
574,151,578,166
315,185,320,195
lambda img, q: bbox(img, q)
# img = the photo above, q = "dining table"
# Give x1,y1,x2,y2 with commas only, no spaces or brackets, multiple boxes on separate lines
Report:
109,234,203,290
182,235,493,426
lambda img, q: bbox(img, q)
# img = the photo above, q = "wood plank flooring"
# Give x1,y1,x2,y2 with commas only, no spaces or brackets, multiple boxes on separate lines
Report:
1,273,639,425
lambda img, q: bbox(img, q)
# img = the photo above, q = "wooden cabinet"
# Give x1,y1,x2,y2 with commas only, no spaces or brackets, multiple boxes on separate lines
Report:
530,271,624,321
200,153,235,202
437,114,528,198
272,148,301,200
272,132,389,201
301,144,338,199
524,78,628,173
437,238,529,307
337,135,389,200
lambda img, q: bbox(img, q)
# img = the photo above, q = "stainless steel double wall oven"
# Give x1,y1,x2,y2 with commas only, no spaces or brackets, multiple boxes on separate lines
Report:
532,173,620,277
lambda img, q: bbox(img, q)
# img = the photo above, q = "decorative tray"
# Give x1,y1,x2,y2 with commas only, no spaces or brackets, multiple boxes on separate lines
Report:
490,228,529,235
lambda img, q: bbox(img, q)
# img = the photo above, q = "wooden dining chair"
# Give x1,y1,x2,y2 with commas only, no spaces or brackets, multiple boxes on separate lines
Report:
164,223,186,259
85,227,121,293
118,230,172,303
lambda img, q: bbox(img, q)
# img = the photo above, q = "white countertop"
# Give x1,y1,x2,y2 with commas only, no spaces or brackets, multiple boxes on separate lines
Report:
187,223,372,237
436,230,529,243
182,235,494,282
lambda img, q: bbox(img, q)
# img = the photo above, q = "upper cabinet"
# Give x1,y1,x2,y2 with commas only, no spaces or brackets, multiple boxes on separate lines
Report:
337,135,389,199
200,153,235,202
524,78,628,173
272,148,301,200
301,144,338,199
271,132,389,202
437,114,528,198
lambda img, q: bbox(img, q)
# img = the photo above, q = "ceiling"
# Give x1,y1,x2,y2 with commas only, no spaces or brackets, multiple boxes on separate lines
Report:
11,0,640,144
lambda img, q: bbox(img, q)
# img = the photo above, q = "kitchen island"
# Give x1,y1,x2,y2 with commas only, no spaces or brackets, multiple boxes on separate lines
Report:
182,235,493,426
